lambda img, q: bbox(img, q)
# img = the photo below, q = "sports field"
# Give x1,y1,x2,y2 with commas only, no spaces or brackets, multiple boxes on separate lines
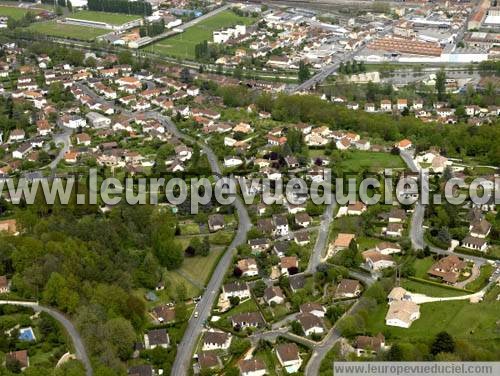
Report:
26,21,108,41
145,10,255,59
0,5,32,20
67,10,141,25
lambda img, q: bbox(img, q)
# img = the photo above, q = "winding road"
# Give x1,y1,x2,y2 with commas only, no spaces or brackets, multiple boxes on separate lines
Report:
0,300,92,376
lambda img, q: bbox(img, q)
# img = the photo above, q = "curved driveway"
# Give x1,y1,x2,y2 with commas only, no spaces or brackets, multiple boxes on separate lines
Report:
0,300,92,376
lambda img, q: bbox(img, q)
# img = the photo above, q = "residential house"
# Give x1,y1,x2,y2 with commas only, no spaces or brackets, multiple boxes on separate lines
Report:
385,300,420,328
151,305,175,323
380,99,392,112
347,201,367,216
335,279,362,298
86,112,111,128
462,235,488,252
0,219,18,235
76,133,91,146
294,212,312,228
280,256,298,275
224,156,243,168
237,258,259,277
332,233,356,251
273,214,289,237
388,208,407,223
364,103,376,112
231,312,265,329
202,330,232,351
300,302,326,318
144,328,169,349
276,343,302,374
8,129,25,143
354,334,387,356
197,351,221,370
362,250,395,271
376,242,401,255
297,313,324,335
238,358,266,376
385,223,403,237
469,219,491,238
222,281,250,299
396,98,408,111
427,255,466,284
208,214,225,232
0,276,9,293
395,139,412,150
264,286,285,305
294,231,310,246
7,350,29,371
249,238,271,253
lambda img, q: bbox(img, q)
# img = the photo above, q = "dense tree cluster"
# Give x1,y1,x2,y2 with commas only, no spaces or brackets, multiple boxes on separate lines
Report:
139,19,165,37
263,93,500,165
0,199,184,373
87,0,152,16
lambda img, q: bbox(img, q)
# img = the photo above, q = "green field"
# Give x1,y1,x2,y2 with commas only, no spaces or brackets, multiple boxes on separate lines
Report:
145,10,255,59
339,151,405,172
402,279,469,297
412,257,435,279
365,293,500,348
0,5,31,20
179,247,224,285
25,21,108,41
67,10,141,25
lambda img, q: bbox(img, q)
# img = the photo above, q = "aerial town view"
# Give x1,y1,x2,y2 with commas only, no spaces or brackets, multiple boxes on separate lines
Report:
0,0,499,375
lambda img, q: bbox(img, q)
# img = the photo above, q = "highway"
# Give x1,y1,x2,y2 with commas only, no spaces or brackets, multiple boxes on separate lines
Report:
0,300,92,376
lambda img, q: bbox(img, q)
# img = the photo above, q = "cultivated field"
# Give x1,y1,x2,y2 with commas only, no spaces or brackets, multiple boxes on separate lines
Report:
67,10,141,25
145,10,255,59
25,21,108,41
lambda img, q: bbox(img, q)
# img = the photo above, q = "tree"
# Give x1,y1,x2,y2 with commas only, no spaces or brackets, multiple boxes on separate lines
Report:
431,331,455,355
67,1,73,12
435,69,446,101
386,343,404,360
104,318,136,360
252,280,266,298
298,61,310,83
229,296,240,307
291,320,304,335
180,68,192,83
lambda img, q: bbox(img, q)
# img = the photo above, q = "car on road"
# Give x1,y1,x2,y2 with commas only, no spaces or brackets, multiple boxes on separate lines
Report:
194,311,199,318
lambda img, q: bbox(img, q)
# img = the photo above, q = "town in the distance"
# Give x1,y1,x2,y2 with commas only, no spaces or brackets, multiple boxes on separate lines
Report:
0,0,499,376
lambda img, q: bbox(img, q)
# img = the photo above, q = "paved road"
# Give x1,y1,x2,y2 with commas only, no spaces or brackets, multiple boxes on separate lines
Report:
158,117,252,375
307,193,337,273
401,151,489,266
0,300,92,376
49,127,73,171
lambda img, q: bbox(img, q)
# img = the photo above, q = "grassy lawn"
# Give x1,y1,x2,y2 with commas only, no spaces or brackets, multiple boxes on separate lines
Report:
402,279,469,297
357,236,380,251
466,264,493,292
0,5,32,20
365,298,500,347
220,298,259,320
179,223,200,235
412,257,435,279
25,21,108,41
67,10,141,25
339,151,405,172
179,247,224,285
145,10,255,59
